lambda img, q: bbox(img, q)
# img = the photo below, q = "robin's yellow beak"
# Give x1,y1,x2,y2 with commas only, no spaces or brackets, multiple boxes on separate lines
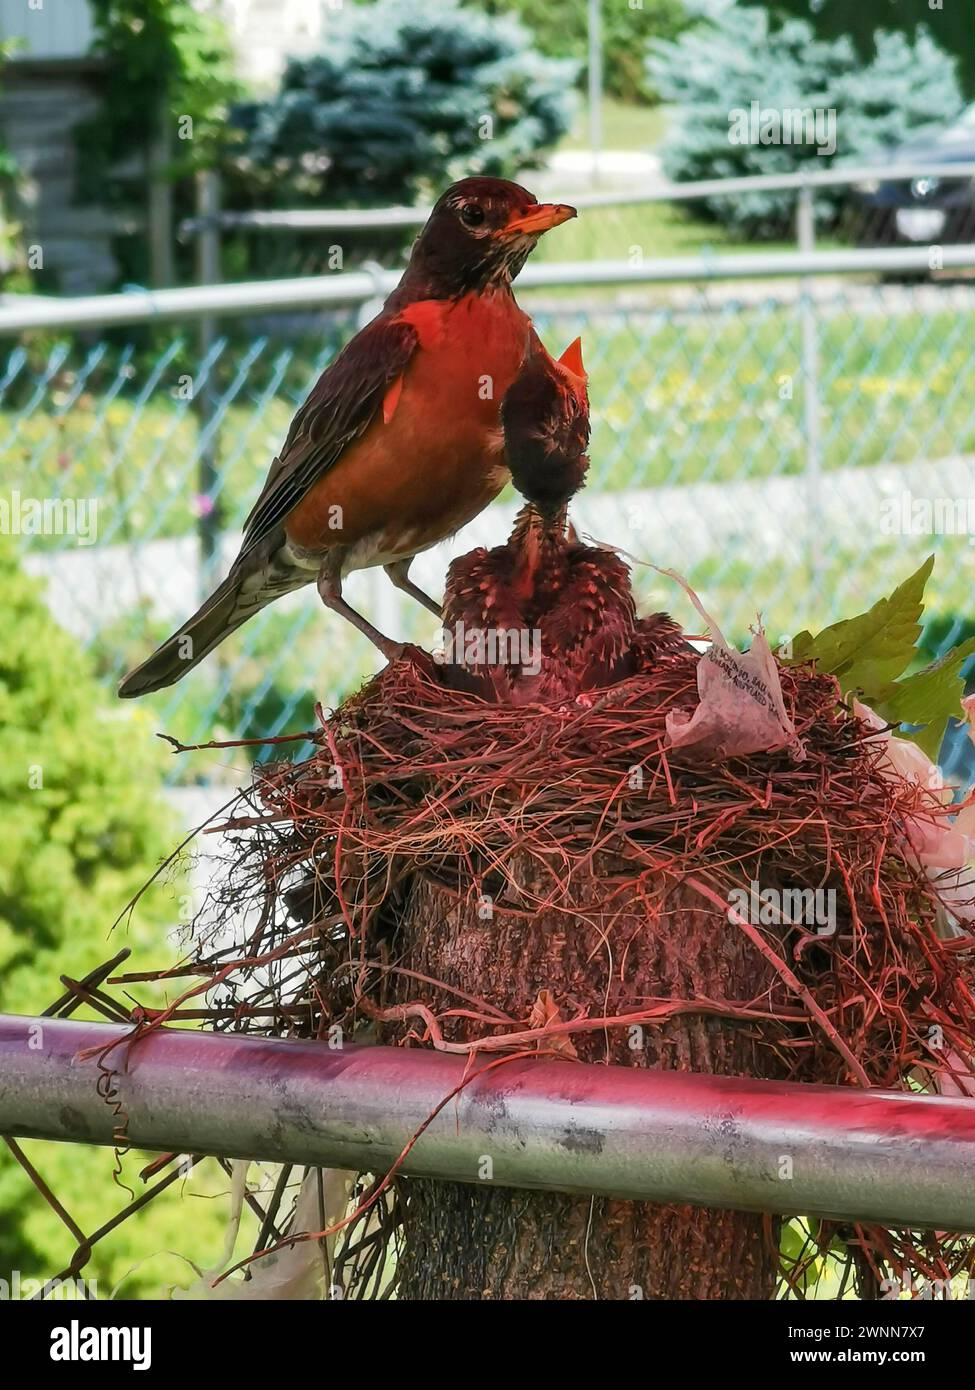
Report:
503,202,577,236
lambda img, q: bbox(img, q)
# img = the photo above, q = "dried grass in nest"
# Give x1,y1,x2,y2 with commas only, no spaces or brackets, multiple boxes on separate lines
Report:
140,647,975,1298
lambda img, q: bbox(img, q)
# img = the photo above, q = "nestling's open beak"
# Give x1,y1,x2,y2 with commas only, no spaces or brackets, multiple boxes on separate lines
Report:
503,202,577,236
558,336,586,379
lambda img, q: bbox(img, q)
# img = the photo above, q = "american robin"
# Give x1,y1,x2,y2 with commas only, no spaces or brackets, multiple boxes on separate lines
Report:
448,330,593,647
118,176,576,698
444,337,687,702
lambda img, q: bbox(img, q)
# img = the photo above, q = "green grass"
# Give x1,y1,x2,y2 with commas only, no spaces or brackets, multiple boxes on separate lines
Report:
534,199,740,264
3,390,300,547
558,97,669,153
531,189,844,267
633,542,973,664
536,299,975,491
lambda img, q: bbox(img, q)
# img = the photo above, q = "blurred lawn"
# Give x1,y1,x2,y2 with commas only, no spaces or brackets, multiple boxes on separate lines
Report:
531,198,842,267
632,539,973,666
534,198,741,263
557,97,669,152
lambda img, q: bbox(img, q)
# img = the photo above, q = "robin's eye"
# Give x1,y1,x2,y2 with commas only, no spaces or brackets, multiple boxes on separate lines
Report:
461,203,485,227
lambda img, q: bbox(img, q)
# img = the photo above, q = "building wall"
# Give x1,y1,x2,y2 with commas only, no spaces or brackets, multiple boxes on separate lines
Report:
0,2,123,292
220,0,331,88
0,0,96,60
1,61,120,293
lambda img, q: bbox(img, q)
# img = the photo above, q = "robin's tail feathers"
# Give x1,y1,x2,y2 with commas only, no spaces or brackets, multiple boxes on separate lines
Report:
118,556,309,698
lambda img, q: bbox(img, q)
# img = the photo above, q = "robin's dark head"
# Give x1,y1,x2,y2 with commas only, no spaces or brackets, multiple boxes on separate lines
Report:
502,337,590,518
404,177,576,298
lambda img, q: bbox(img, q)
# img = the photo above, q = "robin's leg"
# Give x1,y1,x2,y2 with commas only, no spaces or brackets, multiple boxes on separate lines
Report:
383,558,442,619
317,563,404,663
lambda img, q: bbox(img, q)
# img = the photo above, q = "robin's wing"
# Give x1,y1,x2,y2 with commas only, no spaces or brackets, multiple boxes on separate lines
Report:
237,313,420,560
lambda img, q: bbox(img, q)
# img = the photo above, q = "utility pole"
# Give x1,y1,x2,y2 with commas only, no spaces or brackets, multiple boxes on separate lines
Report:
588,0,603,185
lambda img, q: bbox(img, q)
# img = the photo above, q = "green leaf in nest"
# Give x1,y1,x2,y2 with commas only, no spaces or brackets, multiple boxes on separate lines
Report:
785,555,933,693
874,636,975,761
785,556,975,759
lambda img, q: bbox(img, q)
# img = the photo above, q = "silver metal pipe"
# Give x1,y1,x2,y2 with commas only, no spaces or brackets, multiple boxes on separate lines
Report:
587,0,603,185
183,206,429,233
2,1015,975,1230
569,160,975,207
519,243,975,285
0,270,390,334
3,244,975,335
176,162,975,232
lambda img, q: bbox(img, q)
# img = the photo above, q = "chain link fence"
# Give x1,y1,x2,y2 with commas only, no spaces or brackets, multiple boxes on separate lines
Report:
5,242,975,784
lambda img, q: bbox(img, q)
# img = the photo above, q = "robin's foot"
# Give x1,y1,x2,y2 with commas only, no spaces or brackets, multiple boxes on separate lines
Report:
317,571,404,662
384,559,443,619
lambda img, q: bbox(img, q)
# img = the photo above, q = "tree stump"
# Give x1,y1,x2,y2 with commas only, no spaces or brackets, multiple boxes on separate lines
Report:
382,864,786,1300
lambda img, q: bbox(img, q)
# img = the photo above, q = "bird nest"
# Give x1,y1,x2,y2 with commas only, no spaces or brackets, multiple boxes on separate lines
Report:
128,620,975,1299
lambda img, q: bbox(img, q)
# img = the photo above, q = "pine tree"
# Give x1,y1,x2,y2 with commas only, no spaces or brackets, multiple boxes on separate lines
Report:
484,0,689,104
230,0,577,208
831,27,964,160
648,1,964,231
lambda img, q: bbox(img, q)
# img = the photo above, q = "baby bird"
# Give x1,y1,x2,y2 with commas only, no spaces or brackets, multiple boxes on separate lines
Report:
442,335,688,703
443,338,624,701
500,333,590,523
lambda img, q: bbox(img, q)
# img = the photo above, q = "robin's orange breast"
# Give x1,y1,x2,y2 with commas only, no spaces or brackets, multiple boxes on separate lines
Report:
285,291,532,564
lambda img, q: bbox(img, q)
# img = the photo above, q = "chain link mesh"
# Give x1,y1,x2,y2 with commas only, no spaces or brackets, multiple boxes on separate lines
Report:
7,276,975,781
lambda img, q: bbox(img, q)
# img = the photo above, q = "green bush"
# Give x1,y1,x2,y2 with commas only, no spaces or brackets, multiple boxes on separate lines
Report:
0,542,229,1293
484,0,689,104
648,1,964,231
776,0,975,102
0,546,179,993
229,0,577,210
77,0,240,191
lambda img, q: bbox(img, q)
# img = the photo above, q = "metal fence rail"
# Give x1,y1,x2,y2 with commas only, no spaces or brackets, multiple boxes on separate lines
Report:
178,161,975,264
5,247,975,780
3,1014,975,1231
6,242,975,335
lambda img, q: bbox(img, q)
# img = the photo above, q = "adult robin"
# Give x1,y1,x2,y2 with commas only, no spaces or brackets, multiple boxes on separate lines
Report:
118,176,576,698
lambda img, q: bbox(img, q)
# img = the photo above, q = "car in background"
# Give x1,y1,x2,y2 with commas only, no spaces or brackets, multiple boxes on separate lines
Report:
851,104,975,245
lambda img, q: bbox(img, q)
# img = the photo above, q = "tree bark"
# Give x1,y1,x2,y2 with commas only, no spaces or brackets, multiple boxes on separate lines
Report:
383,861,785,1300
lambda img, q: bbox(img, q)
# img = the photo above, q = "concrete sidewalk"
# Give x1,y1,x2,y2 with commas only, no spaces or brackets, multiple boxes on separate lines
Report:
24,450,975,646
